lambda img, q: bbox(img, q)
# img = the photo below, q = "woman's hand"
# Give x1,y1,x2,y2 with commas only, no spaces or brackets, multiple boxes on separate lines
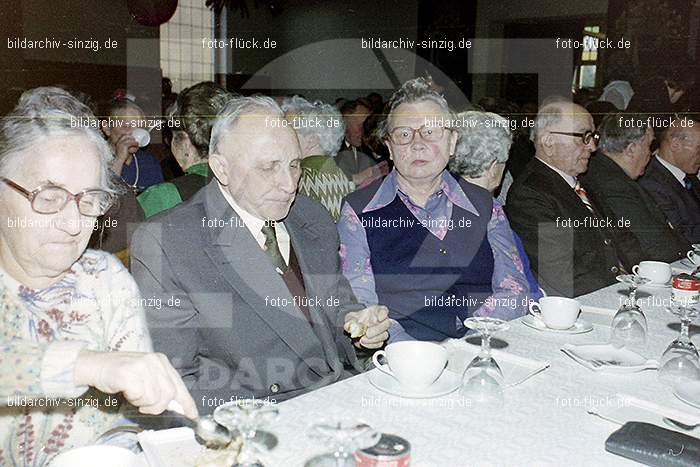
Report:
111,133,139,175
74,350,198,419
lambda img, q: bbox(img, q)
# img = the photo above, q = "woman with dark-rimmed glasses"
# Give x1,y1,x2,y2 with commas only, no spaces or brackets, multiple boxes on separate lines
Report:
0,87,196,466
338,78,534,342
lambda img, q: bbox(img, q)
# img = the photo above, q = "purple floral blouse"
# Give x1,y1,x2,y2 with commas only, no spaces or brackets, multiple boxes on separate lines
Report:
338,169,533,341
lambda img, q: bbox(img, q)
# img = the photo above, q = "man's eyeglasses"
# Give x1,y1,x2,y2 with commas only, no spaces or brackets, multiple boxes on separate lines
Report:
1,178,115,216
549,130,600,146
387,125,452,145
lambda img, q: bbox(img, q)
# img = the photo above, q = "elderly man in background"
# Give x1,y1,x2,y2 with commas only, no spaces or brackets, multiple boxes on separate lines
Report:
281,96,355,221
339,79,532,342
131,96,390,414
639,116,700,244
506,101,642,297
582,114,690,262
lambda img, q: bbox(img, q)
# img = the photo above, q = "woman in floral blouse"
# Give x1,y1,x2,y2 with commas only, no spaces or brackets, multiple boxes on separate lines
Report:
0,88,197,466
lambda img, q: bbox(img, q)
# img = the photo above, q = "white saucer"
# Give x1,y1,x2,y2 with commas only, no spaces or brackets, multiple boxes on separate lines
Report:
521,315,592,334
673,381,700,409
368,369,460,398
561,343,658,373
640,280,672,288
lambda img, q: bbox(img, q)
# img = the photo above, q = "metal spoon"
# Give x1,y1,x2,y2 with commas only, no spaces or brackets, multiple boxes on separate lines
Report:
663,417,700,431
168,401,232,449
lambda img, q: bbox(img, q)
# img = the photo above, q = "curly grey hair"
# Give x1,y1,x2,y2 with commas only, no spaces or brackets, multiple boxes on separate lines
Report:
209,95,284,155
0,87,118,194
379,77,454,140
281,96,345,157
598,114,648,155
449,111,513,178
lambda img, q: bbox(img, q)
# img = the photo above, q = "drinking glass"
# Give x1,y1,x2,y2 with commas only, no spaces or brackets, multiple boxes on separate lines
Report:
304,419,380,467
213,399,279,467
658,302,700,385
460,317,509,407
610,274,650,348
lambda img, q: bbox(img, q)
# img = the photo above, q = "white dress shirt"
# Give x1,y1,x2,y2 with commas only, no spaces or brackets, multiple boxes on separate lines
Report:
655,154,688,187
217,183,290,264
536,157,577,188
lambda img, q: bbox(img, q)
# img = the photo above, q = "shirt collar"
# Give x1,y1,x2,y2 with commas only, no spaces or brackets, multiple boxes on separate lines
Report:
536,157,577,188
217,182,266,234
655,154,687,186
363,169,479,216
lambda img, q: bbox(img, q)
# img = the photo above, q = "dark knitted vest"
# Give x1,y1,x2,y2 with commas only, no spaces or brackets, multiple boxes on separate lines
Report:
346,178,494,340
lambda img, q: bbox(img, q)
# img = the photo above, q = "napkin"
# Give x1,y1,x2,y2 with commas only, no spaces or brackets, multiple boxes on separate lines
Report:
588,393,700,436
605,422,700,467
441,339,549,387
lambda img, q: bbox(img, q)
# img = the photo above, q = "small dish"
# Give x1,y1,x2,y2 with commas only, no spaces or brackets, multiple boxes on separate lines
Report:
367,368,460,398
674,380,700,409
561,343,658,373
640,280,672,289
521,315,592,334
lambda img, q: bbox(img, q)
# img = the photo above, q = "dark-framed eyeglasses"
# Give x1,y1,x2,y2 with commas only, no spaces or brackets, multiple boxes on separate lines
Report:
549,130,600,146
387,125,452,145
1,178,115,216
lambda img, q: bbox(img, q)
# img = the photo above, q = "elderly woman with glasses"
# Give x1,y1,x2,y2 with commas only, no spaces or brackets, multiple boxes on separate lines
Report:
338,78,533,342
0,88,196,465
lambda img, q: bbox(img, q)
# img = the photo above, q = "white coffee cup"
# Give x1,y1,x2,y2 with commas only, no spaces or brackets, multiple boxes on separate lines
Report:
50,445,139,467
372,341,447,390
528,296,580,330
688,250,700,266
633,261,672,284
131,128,150,147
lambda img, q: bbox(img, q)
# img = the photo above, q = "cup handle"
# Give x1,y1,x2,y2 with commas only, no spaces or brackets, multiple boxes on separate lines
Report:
372,351,393,376
528,301,542,317
689,251,696,262
632,265,639,276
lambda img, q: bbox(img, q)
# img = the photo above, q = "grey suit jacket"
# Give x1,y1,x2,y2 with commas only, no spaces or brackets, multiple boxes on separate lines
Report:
130,181,364,414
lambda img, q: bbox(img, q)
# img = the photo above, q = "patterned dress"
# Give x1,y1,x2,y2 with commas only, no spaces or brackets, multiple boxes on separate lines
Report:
298,155,355,221
0,250,151,466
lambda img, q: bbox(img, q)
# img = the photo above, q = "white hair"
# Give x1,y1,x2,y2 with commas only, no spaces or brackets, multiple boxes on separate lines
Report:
281,95,345,157
0,87,118,194
209,95,284,155
450,111,512,177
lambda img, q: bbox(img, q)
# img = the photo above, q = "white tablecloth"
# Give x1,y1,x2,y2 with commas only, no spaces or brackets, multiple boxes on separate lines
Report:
254,261,698,466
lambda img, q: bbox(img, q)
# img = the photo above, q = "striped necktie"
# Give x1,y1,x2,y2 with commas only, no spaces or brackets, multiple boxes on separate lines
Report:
261,223,288,273
574,180,595,213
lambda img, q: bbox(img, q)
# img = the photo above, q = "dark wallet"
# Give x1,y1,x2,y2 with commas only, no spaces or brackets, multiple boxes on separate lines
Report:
605,421,700,466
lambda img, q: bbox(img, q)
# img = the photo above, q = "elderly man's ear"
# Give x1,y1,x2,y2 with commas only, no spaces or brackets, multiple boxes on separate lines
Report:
208,153,229,185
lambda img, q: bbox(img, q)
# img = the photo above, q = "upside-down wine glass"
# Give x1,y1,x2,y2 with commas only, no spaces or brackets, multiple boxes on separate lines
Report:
304,419,380,467
610,274,651,349
460,317,509,407
658,301,700,385
213,399,280,467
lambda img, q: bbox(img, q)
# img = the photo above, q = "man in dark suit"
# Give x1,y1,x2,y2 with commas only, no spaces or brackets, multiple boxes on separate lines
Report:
582,114,690,262
131,96,390,414
506,101,641,297
639,116,700,244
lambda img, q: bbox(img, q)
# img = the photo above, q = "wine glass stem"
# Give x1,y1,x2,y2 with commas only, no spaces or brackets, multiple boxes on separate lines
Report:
628,287,637,306
480,332,492,359
680,318,691,343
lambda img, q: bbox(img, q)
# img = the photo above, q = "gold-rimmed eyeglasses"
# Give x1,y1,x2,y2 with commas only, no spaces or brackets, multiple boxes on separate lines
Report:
1,178,115,216
387,125,452,145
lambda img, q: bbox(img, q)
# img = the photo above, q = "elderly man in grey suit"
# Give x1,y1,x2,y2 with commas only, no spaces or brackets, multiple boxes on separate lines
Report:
130,96,390,414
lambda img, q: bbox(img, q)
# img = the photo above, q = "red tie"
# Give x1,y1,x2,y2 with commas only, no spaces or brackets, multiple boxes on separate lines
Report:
574,180,595,213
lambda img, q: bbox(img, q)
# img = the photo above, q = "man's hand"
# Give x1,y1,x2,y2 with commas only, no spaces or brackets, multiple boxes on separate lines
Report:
344,305,390,349
75,350,199,419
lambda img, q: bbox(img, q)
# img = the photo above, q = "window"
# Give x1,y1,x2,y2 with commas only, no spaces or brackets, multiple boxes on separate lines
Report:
160,0,215,92
573,25,600,90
